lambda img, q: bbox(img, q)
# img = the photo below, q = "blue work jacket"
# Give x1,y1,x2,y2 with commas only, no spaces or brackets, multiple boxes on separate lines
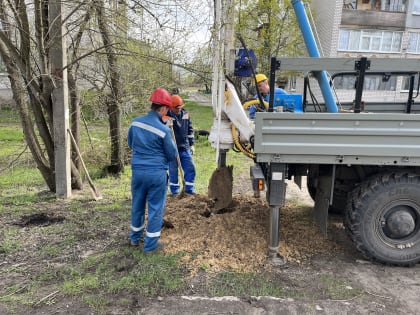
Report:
249,88,287,119
128,110,178,169
168,109,194,152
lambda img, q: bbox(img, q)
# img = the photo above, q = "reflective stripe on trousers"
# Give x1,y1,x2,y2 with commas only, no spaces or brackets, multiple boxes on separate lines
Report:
169,150,196,194
130,168,167,251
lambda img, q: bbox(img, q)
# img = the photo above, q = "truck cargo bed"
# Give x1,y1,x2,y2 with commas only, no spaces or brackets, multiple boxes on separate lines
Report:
254,112,420,165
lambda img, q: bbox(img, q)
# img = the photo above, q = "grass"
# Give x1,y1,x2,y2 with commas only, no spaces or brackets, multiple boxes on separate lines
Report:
0,227,21,255
0,126,24,142
318,274,363,300
206,270,288,297
58,248,188,309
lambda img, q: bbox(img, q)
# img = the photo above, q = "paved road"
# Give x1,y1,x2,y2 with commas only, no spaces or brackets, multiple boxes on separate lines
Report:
187,91,212,106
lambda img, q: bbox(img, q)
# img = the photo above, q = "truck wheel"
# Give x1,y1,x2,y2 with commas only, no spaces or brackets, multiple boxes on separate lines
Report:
345,172,420,266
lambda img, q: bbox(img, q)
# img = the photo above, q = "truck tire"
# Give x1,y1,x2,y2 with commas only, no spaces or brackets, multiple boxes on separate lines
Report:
307,168,348,215
344,172,420,266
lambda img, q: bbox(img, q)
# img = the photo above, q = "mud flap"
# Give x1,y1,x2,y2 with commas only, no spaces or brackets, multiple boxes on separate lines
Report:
313,165,335,236
208,165,233,212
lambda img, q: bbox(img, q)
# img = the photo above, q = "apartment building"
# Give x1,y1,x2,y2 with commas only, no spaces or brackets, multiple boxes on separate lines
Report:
299,0,420,106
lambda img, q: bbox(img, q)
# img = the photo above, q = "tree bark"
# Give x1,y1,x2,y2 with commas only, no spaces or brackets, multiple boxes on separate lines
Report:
95,0,124,174
0,0,86,192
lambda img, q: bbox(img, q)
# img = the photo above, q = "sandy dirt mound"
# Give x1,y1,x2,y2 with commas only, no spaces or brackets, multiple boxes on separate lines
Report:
162,183,341,273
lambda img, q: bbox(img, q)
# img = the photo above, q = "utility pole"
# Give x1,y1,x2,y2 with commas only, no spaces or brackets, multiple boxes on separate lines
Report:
49,1,71,198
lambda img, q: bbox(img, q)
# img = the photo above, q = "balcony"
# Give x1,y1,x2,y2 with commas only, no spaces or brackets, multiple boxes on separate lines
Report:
341,9,405,28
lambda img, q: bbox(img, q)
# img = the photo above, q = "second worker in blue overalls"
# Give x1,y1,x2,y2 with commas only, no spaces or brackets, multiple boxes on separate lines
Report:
168,95,196,195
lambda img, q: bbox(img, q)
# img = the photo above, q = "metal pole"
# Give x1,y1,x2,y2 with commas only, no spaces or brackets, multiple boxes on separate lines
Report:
268,57,277,112
291,0,338,113
354,57,368,113
267,206,286,266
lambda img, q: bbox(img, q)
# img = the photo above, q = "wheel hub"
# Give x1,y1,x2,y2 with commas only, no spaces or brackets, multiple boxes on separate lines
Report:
384,209,416,239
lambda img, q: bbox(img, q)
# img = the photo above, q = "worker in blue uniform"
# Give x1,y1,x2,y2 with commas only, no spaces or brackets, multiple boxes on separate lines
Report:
128,88,178,254
167,95,196,195
249,73,287,119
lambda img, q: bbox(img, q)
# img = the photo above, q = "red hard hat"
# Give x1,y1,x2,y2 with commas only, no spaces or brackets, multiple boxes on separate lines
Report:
149,88,172,107
171,95,184,109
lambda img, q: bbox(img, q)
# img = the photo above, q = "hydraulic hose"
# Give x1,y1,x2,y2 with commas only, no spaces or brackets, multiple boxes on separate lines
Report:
231,124,255,159
242,99,269,110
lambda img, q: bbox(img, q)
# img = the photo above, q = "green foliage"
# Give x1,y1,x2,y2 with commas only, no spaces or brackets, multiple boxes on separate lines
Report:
185,45,213,85
80,89,108,121
0,107,20,123
236,0,306,74
121,40,175,110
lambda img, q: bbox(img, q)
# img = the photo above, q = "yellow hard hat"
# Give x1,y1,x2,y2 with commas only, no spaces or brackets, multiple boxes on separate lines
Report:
255,73,268,83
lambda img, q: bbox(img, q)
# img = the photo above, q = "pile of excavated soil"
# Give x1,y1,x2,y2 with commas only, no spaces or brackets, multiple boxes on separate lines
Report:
162,182,343,273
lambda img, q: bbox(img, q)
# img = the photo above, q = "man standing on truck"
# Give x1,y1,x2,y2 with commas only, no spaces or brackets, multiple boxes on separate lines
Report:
167,95,196,196
249,73,287,119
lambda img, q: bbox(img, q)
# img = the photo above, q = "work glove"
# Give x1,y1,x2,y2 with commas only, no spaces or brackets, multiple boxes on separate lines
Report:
190,145,195,155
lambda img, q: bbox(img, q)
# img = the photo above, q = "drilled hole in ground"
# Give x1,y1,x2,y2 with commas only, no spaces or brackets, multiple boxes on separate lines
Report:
16,212,65,227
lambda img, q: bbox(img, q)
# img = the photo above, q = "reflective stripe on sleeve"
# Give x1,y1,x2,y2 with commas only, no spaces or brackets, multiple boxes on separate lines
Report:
131,121,165,138
146,230,161,238
131,224,145,232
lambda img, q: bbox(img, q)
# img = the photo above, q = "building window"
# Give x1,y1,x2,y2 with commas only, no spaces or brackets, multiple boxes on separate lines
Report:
381,0,406,12
346,0,406,12
401,75,419,92
343,0,357,9
333,74,397,91
413,0,420,14
338,29,402,52
408,33,420,53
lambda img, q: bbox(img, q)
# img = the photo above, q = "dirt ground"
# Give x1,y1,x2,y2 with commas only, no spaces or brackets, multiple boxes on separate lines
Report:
1,174,420,314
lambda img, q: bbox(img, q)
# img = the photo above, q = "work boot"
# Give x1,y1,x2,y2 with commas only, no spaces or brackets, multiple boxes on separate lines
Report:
143,242,165,255
130,238,144,247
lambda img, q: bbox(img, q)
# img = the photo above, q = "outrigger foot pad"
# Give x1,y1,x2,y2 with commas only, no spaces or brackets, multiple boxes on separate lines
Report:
267,249,286,267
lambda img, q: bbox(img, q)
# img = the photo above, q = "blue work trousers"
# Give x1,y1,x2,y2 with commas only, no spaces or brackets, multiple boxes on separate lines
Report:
130,168,168,251
169,150,196,194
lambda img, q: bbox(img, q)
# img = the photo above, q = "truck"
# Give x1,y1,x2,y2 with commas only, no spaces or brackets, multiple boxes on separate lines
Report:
208,0,420,267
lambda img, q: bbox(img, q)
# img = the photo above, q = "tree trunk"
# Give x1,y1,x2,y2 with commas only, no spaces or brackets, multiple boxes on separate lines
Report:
68,71,82,175
0,0,85,193
95,0,124,174
7,60,56,191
